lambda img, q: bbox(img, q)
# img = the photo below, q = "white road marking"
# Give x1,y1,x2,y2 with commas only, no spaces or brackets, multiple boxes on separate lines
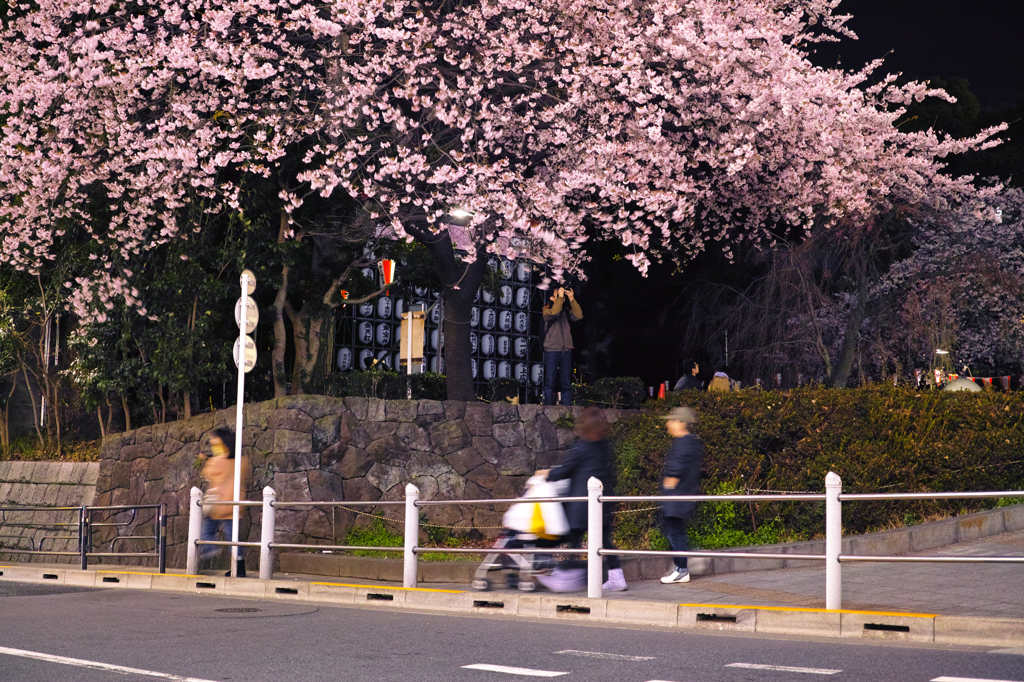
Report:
0,646,218,682
463,663,568,677
726,662,842,675
932,677,1023,682
555,649,655,661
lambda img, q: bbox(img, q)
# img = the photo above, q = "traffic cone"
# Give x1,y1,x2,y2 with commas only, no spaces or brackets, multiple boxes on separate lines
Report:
657,383,666,399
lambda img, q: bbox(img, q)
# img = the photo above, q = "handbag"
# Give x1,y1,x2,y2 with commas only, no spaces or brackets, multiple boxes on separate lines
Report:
201,486,222,517
502,475,569,539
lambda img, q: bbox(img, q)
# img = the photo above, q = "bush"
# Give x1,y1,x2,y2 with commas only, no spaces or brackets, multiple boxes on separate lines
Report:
608,385,1024,550
310,370,447,400
574,377,645,408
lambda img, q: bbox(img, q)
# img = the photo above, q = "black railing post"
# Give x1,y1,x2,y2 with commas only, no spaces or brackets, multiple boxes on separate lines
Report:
79,507,88,570
158,504,167,574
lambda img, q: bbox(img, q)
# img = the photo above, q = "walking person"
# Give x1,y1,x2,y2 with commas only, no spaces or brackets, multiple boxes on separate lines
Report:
200,427,249,577
536,408,627,592
659,407,703,584
542,285,582,405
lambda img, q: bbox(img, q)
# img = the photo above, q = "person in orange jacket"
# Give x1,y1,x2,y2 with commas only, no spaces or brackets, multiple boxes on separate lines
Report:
200,427,249,577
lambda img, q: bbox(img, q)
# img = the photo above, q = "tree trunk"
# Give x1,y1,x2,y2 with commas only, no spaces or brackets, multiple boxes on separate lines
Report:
422,233,488,401
22,363,44,448
831,273,871,389
183,391,192,420
97,405,105,438
120,392,132,432
271,211,291,398
288,307,326,396
156,384,167,424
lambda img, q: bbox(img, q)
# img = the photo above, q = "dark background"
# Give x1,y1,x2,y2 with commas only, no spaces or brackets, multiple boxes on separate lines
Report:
586,0,1024,390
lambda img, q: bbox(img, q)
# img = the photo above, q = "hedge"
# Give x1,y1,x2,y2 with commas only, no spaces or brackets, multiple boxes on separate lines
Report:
608,385,1024,550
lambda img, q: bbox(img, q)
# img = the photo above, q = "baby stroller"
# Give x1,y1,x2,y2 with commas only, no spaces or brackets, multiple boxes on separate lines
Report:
471,475,569,592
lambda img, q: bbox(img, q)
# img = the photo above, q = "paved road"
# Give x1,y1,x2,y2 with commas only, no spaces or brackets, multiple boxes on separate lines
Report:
1,583,1022,682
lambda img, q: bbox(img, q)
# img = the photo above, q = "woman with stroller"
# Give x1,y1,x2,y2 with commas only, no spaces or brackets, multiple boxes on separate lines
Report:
537,407,627,592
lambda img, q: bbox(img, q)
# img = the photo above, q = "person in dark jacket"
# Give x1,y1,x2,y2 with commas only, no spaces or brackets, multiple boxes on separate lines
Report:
537,408,626,592
542,286,582,405
659,406,703,584
673,359,701,391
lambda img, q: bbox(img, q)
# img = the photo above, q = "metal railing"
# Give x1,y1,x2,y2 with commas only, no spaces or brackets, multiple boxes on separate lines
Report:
0,504,167,572
185,473,1024,609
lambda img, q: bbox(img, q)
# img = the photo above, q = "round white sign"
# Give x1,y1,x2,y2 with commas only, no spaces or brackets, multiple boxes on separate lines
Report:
240,269,257,295
232,335,257,373
234,296,259,334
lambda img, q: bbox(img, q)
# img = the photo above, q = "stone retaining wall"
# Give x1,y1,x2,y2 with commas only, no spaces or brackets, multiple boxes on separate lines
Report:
91,396,634,570
0,461,99,560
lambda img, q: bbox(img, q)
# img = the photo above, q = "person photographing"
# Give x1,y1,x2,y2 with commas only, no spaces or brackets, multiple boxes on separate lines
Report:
542,285,582,406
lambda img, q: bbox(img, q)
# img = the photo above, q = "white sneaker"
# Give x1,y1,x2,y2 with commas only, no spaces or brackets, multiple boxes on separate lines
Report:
660,568,690,584
602,568,627,592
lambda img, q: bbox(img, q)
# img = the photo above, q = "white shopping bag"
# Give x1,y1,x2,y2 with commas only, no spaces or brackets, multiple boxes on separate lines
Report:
502,475,569,539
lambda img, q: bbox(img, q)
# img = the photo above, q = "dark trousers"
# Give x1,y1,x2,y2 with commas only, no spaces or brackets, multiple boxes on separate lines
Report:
543,350,573,406
561,525,621,573
663,516,690,570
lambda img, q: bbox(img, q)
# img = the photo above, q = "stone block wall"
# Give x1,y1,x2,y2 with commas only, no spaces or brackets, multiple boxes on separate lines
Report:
0,461,99,561
91,396,634,570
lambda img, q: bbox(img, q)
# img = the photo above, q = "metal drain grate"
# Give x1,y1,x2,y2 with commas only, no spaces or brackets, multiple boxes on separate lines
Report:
215,607,263,613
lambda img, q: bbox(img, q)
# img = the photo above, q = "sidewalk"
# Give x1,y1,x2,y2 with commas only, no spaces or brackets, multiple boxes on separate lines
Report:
273,530,1024,618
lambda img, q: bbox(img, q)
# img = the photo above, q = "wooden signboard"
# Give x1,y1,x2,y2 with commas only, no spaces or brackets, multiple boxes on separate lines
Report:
400,310,426,363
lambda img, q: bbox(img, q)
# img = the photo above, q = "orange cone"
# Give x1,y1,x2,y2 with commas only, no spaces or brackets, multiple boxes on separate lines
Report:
657,383,666,399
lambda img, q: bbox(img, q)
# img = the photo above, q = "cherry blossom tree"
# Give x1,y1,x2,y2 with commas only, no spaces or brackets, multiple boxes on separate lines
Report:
0,0,1004,399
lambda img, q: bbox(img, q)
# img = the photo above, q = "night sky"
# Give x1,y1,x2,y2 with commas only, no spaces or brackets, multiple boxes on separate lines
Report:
812,0,1024,108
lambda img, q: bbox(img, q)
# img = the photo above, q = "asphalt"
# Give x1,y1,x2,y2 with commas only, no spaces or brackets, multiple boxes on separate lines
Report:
3,586,1023,682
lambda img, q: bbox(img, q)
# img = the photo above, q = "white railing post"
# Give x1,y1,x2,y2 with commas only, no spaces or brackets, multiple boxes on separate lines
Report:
404,483,420,588
587,476,603,599
187,486,203,575
825,471,842,610
260,486,276,581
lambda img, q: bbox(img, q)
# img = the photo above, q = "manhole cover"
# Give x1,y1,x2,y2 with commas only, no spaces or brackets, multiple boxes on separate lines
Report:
215,607,263,613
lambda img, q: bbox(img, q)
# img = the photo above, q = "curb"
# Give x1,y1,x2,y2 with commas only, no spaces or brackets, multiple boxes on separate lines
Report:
3,564,1021,648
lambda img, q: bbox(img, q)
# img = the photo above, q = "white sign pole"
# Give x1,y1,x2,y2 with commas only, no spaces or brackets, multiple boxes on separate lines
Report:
231,273,249,578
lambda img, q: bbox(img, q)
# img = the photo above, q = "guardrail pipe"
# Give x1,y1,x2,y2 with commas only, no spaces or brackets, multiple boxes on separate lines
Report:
404,483,420,588
825,471,842,610
587,476,603,599
186,486,203,575
260,486,276,581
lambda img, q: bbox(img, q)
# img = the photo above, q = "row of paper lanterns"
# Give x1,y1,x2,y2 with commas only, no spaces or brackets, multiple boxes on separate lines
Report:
337,347,544,383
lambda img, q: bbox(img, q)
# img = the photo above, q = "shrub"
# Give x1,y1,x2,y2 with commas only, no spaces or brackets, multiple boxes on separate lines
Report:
574,376,645,408
608,385,1024,549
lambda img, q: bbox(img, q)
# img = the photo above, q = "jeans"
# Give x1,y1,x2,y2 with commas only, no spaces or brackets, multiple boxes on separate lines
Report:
543,350,573,406
201,517,243,561
663,516,690,570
